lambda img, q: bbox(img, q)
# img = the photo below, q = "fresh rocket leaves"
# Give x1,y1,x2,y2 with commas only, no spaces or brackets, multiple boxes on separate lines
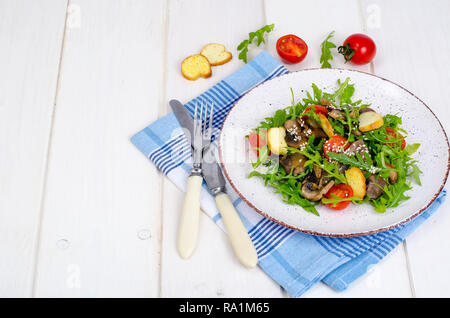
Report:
320,31,337,68
237,24,275,63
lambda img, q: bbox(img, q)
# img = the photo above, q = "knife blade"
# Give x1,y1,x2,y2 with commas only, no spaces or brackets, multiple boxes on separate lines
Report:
169,99,194,154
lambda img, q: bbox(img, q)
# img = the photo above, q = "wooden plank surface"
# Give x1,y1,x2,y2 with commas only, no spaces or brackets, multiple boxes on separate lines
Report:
1,0,449,298
362,0,450,297
33,0,167,297
0,0,67,297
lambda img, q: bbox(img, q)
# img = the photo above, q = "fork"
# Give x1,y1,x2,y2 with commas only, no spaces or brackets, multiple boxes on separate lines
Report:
177,100,213,259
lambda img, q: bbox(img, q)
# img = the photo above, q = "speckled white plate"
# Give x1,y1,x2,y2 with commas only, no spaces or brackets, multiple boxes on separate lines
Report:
218,69,449,237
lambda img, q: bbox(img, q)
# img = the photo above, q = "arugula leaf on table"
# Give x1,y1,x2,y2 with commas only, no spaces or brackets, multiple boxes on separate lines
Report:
237,24,275,63
320,31,337,68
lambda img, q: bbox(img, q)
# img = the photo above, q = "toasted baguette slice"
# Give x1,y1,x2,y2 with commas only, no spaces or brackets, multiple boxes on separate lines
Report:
200,43,232,66
181,54,212,80
358,111,384,132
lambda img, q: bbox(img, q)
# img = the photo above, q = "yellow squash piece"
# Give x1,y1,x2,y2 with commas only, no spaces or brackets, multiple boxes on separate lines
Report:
317,113,334,138
345,167,366,199
267,127,288,155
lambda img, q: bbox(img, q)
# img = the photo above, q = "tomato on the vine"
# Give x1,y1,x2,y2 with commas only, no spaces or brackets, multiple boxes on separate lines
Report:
385,127,406,150
324,184,354,210
323,135,350,160
338,33,376,65
276,34,308,64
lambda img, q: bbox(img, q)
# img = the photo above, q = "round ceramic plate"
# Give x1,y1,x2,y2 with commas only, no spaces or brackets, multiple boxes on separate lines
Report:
219,69,449,237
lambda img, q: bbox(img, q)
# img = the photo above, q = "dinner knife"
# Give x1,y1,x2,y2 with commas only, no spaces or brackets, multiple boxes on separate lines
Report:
169,99,202,259
202,146,258,268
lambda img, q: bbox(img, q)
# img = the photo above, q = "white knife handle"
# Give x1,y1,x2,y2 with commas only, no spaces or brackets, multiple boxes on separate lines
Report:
177,175,202,259
215,193,258,268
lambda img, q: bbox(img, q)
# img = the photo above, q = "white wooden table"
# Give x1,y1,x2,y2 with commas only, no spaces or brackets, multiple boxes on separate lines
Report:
1,0,449,298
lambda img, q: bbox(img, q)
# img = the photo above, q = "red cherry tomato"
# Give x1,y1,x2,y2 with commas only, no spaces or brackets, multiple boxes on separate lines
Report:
301,105,328,121
385,127,406,150
276,34,308,64
323,136,350,160
324,184,354,210
248,132,267,156
338,33,376,65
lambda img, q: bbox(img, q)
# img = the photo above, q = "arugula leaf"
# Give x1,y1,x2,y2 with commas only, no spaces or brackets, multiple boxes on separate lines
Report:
320,31,336,68
249,166,319,215
327,152,383,174
321,193,362,207
405,143,420,155
272,109,287,126
237,24,275,63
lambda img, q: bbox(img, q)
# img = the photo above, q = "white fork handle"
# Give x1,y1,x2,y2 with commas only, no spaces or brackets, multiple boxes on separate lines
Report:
215,193,258,268
177,175,202,259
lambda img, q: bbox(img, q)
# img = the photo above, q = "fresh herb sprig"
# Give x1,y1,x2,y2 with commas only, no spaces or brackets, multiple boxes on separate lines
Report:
320,31,337,68
237,24,275,63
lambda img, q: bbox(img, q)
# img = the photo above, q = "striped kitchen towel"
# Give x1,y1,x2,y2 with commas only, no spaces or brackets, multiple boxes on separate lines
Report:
131,51,446,297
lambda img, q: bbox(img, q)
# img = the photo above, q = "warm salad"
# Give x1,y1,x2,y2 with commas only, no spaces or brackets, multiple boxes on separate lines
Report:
247,78,422,216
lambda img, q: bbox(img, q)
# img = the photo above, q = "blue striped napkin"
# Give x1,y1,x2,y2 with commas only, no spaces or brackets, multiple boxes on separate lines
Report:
131,51,446,297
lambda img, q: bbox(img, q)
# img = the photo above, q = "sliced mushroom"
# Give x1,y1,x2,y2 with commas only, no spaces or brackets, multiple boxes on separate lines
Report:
306,117,320,129
301,179,335,201
301,167,335,201
328,109,346,120
346,139,369,158
280,153,307,176
385,163,398,184
366,175,387,199
338,163,349,174
284,120,307,148
302,124,327,139
284,119,301,134
359,107,375,114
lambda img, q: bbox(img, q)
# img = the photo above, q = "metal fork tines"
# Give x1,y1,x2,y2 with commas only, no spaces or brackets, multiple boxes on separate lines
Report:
191,100,214,176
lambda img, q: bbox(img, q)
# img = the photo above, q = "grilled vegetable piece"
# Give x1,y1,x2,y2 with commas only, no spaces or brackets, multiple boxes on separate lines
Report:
181,54,212,80
366,174,387,199
345,167,366,199
386,163,399,184
200,43,232,66
284,120,307,148
301,167,335,201
267,127,288,155
358,111,384,132
280,153,307,176
317,113,334,138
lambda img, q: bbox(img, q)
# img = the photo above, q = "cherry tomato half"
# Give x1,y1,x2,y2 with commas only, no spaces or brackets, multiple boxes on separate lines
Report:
324,184,354,210
301,105,328,121
248,132,267,156
385,127,406,150
276,34,308,64
323,136,350,160
338,33,376,65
